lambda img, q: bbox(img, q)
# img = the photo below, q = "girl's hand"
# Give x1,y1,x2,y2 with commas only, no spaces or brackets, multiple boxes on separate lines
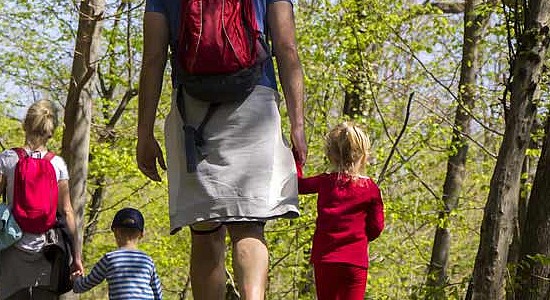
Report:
292,147,304,178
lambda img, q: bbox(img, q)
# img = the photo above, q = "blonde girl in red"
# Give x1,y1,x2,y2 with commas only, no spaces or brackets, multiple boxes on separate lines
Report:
296,122,384,300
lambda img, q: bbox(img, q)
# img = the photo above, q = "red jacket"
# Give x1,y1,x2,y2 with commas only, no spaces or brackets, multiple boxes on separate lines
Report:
297,164,384,268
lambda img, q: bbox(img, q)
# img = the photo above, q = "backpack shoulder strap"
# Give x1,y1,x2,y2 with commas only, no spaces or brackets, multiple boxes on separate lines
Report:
12,148,27,160
177,86,220,173
43,152,55,161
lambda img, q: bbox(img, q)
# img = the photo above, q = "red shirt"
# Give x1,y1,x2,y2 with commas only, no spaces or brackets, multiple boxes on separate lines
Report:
297,165,384,268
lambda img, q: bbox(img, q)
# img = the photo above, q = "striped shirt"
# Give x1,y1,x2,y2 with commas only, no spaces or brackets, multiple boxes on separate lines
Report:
73,249,163,299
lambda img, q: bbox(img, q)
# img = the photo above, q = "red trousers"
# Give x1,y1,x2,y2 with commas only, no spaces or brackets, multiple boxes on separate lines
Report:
313,262,368,300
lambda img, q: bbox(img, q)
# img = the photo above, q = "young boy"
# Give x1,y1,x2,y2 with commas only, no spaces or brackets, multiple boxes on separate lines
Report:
72,207,163,299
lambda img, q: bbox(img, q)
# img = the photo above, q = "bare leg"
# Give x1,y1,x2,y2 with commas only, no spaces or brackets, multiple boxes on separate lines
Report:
190,224,227,300
227,222,268,300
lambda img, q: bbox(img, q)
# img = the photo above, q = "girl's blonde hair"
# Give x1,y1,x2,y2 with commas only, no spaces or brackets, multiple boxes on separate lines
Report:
325,122,371,176
23,100,58,147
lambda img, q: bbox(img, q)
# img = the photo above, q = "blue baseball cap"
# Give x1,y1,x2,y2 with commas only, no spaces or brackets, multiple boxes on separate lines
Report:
111,208,144,232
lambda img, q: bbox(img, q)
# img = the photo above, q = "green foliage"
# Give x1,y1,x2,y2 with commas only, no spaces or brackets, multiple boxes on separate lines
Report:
0,0,519,298
0,113,24,150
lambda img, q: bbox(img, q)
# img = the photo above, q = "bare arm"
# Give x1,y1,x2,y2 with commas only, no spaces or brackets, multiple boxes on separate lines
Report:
268,1,307,165
57,179,83,274
136,12,170,181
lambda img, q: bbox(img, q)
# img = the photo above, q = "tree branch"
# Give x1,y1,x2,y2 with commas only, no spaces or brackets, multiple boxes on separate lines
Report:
391,28,504,138
378,92,414,184
430,2,466,13
106,88,138,130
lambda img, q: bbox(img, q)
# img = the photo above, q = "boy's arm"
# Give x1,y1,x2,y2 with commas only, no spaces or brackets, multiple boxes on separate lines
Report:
73,256,108,293
151,265,163,300
366,183,385,242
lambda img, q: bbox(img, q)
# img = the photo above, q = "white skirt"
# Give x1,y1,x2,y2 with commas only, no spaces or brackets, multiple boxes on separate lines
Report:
165,85,300,234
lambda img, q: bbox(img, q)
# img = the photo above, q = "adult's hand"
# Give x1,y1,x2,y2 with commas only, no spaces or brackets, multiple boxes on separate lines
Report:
291,126,307,166
71,258,84,277
136,136,166,182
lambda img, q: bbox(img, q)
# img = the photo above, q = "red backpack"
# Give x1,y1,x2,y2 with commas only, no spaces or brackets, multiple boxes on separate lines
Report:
177,0,269,103
176,0,270,173
12,148,58,234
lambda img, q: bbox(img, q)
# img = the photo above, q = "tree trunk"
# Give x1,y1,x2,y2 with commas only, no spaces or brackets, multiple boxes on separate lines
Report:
60,0,105,298
471,0,550,298
343,76,364,118
506,123,540,300
83,176,105,246
505,157,530,299
425,0,490,296
515,116,550,299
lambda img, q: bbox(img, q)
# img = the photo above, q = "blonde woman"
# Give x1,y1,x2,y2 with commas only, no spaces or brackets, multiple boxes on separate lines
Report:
0,100,83,300
296,122,385,300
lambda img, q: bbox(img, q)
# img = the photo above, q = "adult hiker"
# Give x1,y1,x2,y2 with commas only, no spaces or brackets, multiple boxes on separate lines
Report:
136,0,307,298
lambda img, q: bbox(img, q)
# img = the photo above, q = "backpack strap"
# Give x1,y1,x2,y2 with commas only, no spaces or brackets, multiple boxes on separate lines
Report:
43,152,55,161
12,148,27,160
7,148,27,204
13,148,54,161
176,85,219,173
263,0,273,57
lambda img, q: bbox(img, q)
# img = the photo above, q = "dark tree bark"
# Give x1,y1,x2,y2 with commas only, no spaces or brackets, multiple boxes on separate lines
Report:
343,67,379,121
83,176,105,246
515,116,550,299
431,2,465,13
343,76,364,118
505,157,531,299
506,122,540,300
342,0,377,120
425,0,491,296
470,0,550,298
